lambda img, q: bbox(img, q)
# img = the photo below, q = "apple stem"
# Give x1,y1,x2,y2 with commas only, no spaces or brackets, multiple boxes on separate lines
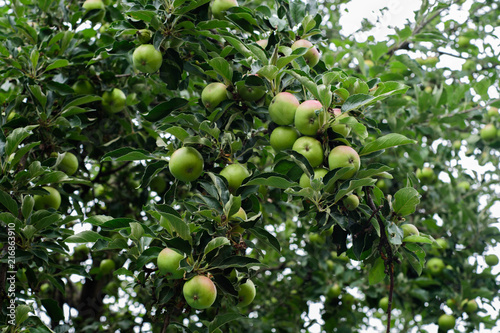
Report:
161,311,171,333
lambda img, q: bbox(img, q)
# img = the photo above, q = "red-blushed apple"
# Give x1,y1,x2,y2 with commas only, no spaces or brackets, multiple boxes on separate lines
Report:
220,163,250,193
270,126,299,152
102,88,126,113
426,257,444,275
401,224,419,238
183,275,217,309
268,92,300,125
157,247,185,279
201,82,229,111
331,108,350,137
291,39,320,67
169,147,204,182
480,123,497,141
292,136,324,168
238,279,256,307
438,314,456,331
34,187,61,210
328,145,360,179
342,194,359,211
211,0,238,19
72,80,95,95
52,152,79,176
133,44,163,73
299,168,328,188
294,100,322,136
100,259,115,275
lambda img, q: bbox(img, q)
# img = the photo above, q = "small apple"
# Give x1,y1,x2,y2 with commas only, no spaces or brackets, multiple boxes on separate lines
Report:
485,254,499,266
52,152,79,176
457,181,470,191
291,39,320,67
270,126,299,152
364,59,374,68
299,168,328,188
457,35,470,48
294,100,322,136
326,283,341,299
331,108,350,137
328,145,361,180
462,59,476,71
292,136,324,168
73,244,89,262
102,88,126,113
446,298,456,308
133,44,163,73
201,82,229,111
342,194,359,211
401,224,419,238
220,164,250,193
379,296,389,311
487,107,498,118
434,238,448,250
157,247,185,279
425,56,439,67
72,80,95,95
150,175,167,193
480,123,497,141
416,167,434,183
137,29,153,44
100,259,116,275
34,187,61,210
183,275,217,309
268,92,300,126
452,140,462,150
238,279,256,307
438,314,456,331
236,80,266,102
426,257,444,275
461,299,478,313
376,179,388,193
169,147,204,182
82,0,105,24
211,0,238,19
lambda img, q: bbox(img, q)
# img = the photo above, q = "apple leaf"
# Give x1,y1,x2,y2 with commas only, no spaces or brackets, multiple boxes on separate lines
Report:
208,313,244,333
65,230,111,243
369,42,389,61
403,243,425,276
341,94,373,112
245,173,295,189
334,178,377,203
143,98,188,122
208,57,233,83
0,189,18,216
257,65,279,80
21,195,34,219
277,47,308,69
136,246,163,269
249,227,281,253
403,235,434,244
5,126,37,157
44,59,70,72
284,69,319,99
101,147,154,162
359,133,416,156
15,304,31,326
33,212,61,231
158,212,192,242
204,237,231,255
217,256,263,269
393,187,421,216
356,164,393,179
63,95,101,109
369,257,386,285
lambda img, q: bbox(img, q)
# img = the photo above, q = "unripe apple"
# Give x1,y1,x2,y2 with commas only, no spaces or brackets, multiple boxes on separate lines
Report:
434,238,449,250
73,244,89,262
452,140,461,150
183,275,217,309
331,108,350,137
328,146,361,180
379,296,389,311
169,147,204,182
326,283,341,299
292,136,324,168
401,224,419,238
201,82,229,111
299,168,328,188
294,100,322,136
438,314,456,331
487,107,498,118
485,254,499,266
342,194,359,211
238,279,256,307
457,181,470,191
416,167,434,183
211,0,238,19
480,123,497,141
291,39,320,67
364,59,374,68
150,175,167,193
220,163,250,193
157,247,185,279
100,259,116,275
34,187,61,210
52,152,79,176
426,257,444,275
137,29,153,44
82,0,105,24
102,88,126,113
461,299,478,313
457,35,470,48
72,80,95,95
268,92,300,126
236,79,266,102
133,44,163,73
270,126,299,152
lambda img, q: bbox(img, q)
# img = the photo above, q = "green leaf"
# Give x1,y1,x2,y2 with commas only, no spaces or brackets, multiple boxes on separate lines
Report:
33,212,61,231
41,299,64,323
220,35,253,59
369,42,389,61
143,98,188,122
277,47,308,69
393,187,421,216
35,171,69,186
28,85,47,110
403,243,425,275
356,164,393,179
159,212,192,242
44,59,70,72
403,235,434,244
208,313,243,333
65,231,111,243
63,95,101,109
165,126,190,142
136,247,163,269
359,133,416,156
245,173,295,189
249,227,280,253
101,147,154,162
126,10,157,22
204,237,230,255
369,257,386,285
257,65,279,80
208,57,233,83
21,196,35,219
5,126,36,157
0,190,18,216
15,304,31,325
341,94,374,112
334,178,377,203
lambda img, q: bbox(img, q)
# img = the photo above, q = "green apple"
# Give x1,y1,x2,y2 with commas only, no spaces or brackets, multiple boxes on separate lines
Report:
416,167,434,183
270,126,299,152
434,238,449,250
82,0,105,24
157,247,185,279
294,100,322,136
379,296,389,311
438,314,456,331
326,283,341,299
220,163,250,193
169,147,204,182
457,35,470,48
331,108,350,137
211,0,238,19
72,80,95,95
102,88,126,113
485,254,499,266
100,259,116,275
487,107,498,118
34,187,61,210
256,39,268,49
183,275,217,309
268,92,300,126
73,244,89,261
376,179,388,193
480,123,497,141
426,257,444,275
461,299,478,313
328,145,360,180
52,152,79,176
238,279,256,307
452,140,462,150
342,194,359,211
457,181,470,191
150,175,167,193
401,224,419,238
236,76,266,102
292,136,324,168
133,44,163,73
299,168,328,188
137,29,153,44
291,39,320,67
446,298,456,308
201,82,229,111
364,59,374,68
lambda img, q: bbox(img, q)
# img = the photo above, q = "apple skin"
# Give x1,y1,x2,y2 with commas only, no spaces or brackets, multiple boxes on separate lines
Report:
299,168,328,188
236,82,266,102
487,107,498,118
51,152,79,176
379,296,389,311
292,136,324,168
72,80,95,95
238,279,256,307
457,35,470,48
102,88,126,113
82,0,105,24
480,123,497,141
169,147,204,182
268,92,300,126
150,175,167,193
133,44,163,73
294,100,322,136
34,187,61,210
331,108,350,137
211,0,238,19
73,244,89,261
438,314,456,331
270,126,299,152
326,283,341,299
201,82,229,111
137,29,153,44
291,39,320,67
328,145,361,180
452,140,462,150
342,194,359,211
416,167,434,183
220,164,250,193
426,257,445,275
183,275,217,309
401,224,419,238
457,181,470,191
485,254,499,266
461,299,478,313
100,259,116,275
157,248,185,279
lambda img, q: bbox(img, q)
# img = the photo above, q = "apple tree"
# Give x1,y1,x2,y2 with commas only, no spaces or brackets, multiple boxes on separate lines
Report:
1,0,499,332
